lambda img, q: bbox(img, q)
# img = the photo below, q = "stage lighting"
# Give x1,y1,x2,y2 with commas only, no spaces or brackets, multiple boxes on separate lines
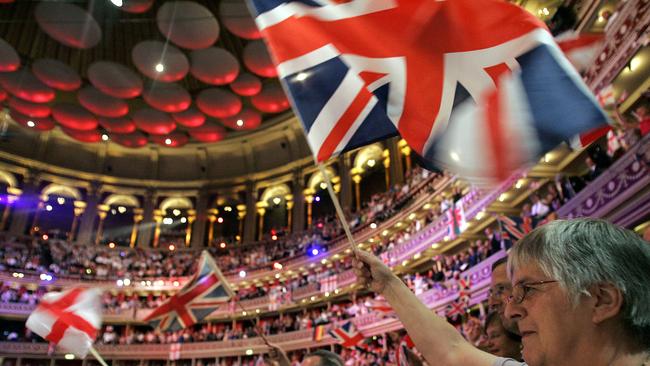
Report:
219,242,226,248
239,270,246,278
314,196,321,202
45,205,53,212
273,262,282,270
307,244,324,257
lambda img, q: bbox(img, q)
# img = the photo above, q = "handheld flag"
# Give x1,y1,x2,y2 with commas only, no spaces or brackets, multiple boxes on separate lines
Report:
313,324,327,342
249,0,609,182
328,321,364,348
144,251,233,331
26,287,102,358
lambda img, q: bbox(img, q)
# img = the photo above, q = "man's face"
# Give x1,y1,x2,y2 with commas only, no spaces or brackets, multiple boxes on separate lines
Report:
489,263,518,334
485,319,521,359
504,263,592,366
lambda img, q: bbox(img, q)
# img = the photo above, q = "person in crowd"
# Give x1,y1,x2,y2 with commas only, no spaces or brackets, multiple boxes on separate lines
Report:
488,258,519,337
267,344,343,366
353,218,650,366
484,311,522,360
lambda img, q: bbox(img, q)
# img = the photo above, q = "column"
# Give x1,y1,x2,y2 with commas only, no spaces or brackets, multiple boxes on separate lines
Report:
0,187,22,231
206,208,218,246
398,139,412,173
304,190,314,227
76,184,100,245
338,155,352,213
185,209,196,247
383,149,390,190
9,174,39,236
291,172,305,232
236,204,246,243
243,183,257,243
137,191,156,248
190,190,209,248
285,195,294,232
152,209,163,248
388,137,405,186
130,208,144,248
95,204,109,245
68,201,86,241
256,202,267,241
29,200,44,235
351,168,362,212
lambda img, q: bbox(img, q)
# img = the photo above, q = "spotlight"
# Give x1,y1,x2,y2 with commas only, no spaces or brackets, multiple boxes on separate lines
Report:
42,234,49,240
219,242,226,249
27,120,35,128
173,209,181,216
117,206,127,214
64,354,75,360
370,222,377,229
111,209,117,215
273,262,283,270
239,270,246,278
224,206,232,212
45,205,53,211
236,119,244,127
165,138,172,145
271,235,278,240
123,278,131,286
116,279,124,287
217,217,224,223
180,217,187,223
169,244,175,251
57,197,65,205
155,63,165,73
173,281,180,286
163,217,173,225
272,197,281,205
108,242,116,249
314,196,321,202
320,182,327,190
110,0,123,7
102,134,109,141
367,159,376,167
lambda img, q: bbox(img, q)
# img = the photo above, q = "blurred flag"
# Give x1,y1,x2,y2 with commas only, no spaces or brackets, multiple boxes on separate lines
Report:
328,321,364,348
367,295,393,314
249,0,608,182
313,324,327,342
446,299,466,320
555,32,603,72
169,343,181,361
145,251,233,331
26,287,102,358
498,215,536,241
596,84,615,108
320,275,337,294
458,277,471,303
395,335,415,366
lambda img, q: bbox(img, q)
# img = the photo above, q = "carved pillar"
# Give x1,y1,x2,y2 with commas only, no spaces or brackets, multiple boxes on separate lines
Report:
206,208,218,246
68,201,86,242
95,205,109,245
285,195,294,232
9,174,39,236
398,139,412,173
130,208,144,248
191,191,209,248
351,169,362,212
152,209,163,248
304,191,314,227
0,187,21,231
383,149,390,190
256,202,267,241
291,173,305,232
243,183,257,243
338,155,352,213
76,184,100,245
185,209,196,247
388,137,405,186
236,204,246,243
137,191,156,248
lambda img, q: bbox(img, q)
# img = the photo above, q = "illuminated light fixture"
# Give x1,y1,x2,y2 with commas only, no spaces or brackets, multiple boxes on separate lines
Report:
324,291,330,297
102,134,109,141
628,56,641,72
310,296,316,301
110,0,123,7
86,268,92,274
224,206,232,212
450,151,460,162
57,197,65,205
146,280,152,286
39,273,53,281
155,280,164,286
155,63,164,73
242,311,247,316
271,234,278,240
408,213,416,220
319,182,328,190
295,72,308,81
239,270,246,278
42,234,48,240
245,349,253,356
402,260,409,266
123,278,131,286
272,197,281,205
163,217,173,225
367,159,376,167
27,120,35,128
169,244,176,251
45,205,53,212
180,217,187,223
173,280,180,286
108,242,116,249
164,138,172,145
476,210,485,220
382,230,389,236
273,262,282,270
515,179,525,189
111,209,117,215
219,242,226,248
275,273,281,279
117,206,127,213
256,309,260,314
413,253,421,260
498,193,507,202
443,235,450,242
64,354,75,360
314,196,320,202
172,209,181,216
334,289,339,294
395,222,402,227
370,222,377,229
116,279,124,287
215,217,223,224
311,248,319,255
236,119,244,127
423,203,431,210
320,259,327,264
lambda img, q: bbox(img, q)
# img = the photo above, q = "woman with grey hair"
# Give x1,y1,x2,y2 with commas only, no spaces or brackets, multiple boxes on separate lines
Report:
352,218,650,366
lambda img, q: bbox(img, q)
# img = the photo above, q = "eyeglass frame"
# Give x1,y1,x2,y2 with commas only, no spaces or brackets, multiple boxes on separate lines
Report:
507,280,558,304
488,283,512,300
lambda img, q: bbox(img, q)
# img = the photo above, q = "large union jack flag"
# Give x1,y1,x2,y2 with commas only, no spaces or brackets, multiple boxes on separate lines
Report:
328,321,365,348
249,0,608,182
144,251,233,331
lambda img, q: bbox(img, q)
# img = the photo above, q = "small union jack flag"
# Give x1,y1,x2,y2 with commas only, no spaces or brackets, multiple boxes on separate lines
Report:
446,299,466,320
328,321,365,348
144,251,233,331
458,277,471,303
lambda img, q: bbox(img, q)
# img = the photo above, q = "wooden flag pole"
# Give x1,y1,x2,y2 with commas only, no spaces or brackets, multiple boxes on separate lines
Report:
89,346,110,366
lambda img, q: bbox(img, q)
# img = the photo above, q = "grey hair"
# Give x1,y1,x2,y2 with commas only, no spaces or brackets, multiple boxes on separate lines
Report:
507,218,650,348
306,350,344,366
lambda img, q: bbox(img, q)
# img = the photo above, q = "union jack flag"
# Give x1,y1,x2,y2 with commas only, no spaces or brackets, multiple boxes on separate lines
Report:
144,251,233,331
458,277,471,303
498,215,536,241
446,299,466,320
328,321,364,348
366,295,393,314
249,0,608,182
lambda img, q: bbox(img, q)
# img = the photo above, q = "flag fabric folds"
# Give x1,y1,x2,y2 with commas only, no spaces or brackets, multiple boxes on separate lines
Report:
144,251,233,331
313,324,327,342
328,321,365,348
498,215,536,241
26,287,102,358
249,0,609,182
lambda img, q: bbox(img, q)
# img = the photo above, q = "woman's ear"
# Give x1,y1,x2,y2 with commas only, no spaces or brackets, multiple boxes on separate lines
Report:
590,282,624,324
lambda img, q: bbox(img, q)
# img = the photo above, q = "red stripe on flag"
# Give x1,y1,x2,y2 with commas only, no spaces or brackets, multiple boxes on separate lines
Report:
557,33,603,53
38,288,97,344
484,63,512,181
317,87,374,162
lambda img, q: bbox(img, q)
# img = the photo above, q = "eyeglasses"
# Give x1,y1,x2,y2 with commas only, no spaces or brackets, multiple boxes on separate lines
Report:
508,280,558,304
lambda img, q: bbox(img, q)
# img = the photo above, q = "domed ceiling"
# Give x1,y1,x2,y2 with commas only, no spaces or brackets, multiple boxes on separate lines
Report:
0,0,292,149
